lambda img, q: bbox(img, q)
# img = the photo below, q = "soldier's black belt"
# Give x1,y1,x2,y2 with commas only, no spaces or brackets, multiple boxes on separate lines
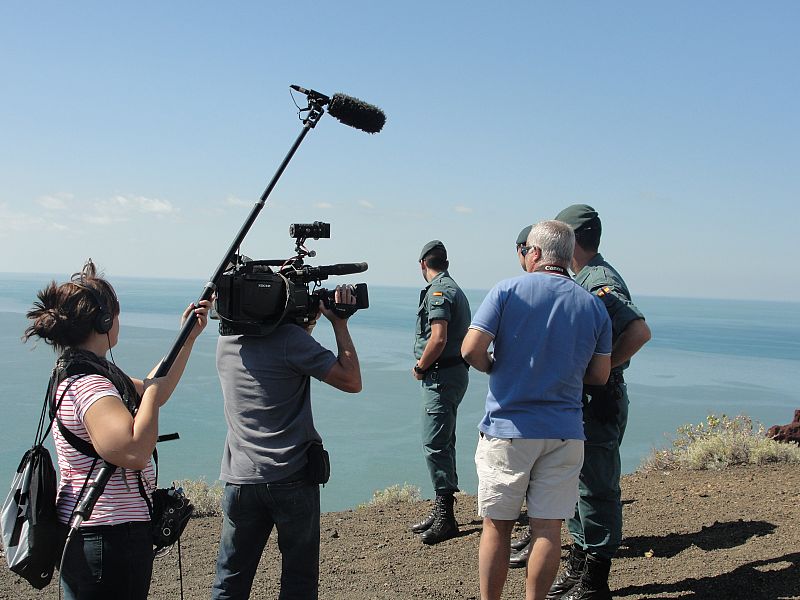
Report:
431,356,469,370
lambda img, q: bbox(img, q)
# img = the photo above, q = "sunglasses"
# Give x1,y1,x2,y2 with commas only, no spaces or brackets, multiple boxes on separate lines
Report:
520,245,537,257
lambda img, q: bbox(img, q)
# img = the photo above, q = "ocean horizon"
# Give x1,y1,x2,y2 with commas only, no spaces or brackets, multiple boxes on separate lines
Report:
1,272,797,512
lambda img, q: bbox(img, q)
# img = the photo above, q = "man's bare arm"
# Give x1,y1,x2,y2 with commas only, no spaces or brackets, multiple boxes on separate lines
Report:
584,353,611,386
462,328,494,373
611,319,651,368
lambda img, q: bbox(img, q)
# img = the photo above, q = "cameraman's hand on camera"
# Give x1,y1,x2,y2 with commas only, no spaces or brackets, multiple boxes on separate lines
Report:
305,310,321,334
319,285,362,393
181,299,213,341
320,285,356,323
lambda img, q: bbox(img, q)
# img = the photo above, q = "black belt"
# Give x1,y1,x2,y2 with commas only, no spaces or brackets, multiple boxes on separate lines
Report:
431,356,468,370
269,464,309,484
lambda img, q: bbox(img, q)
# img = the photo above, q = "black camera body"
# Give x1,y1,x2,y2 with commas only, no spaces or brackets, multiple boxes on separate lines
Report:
215,222,369,335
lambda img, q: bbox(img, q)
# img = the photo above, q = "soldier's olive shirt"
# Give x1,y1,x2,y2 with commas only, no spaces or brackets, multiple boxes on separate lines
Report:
414,271,471,361
574,253,645,371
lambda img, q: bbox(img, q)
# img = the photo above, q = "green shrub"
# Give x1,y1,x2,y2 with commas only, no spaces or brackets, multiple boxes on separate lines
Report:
357,483,422,509
173,477,224,517
642,414,800,471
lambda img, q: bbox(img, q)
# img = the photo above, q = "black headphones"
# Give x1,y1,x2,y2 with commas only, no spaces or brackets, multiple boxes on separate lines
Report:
74,281,114,334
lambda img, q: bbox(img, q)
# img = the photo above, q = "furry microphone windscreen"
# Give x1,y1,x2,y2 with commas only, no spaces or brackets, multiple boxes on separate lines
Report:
327,93,386,134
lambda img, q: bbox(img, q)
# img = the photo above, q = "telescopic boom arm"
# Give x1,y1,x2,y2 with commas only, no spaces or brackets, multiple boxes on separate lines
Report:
154,96,326,377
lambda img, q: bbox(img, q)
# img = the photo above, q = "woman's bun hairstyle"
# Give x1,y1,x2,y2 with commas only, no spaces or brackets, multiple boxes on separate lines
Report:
23,259,119,352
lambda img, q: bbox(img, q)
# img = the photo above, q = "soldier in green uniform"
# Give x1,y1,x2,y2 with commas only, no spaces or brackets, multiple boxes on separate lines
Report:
516,225,533,271
409,240,471,545
549,205,651,600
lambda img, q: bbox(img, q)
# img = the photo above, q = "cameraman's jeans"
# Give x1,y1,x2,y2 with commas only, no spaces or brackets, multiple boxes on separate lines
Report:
211,480,320,600
420,365,469,494
567,384,629,560
61,521,153,600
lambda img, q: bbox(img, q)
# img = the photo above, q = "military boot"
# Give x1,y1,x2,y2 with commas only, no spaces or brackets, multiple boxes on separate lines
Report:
545,544,587,599
420,494,458,545
511,529,532,550
562,554,612,600
509,540,531,568
409,503,437,534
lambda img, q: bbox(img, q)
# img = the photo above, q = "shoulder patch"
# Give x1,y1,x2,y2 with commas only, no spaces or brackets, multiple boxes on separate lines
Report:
432,291,444,296
595,286,613,297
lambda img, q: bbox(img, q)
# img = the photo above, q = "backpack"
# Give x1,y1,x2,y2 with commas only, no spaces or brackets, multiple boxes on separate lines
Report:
0,375,79,589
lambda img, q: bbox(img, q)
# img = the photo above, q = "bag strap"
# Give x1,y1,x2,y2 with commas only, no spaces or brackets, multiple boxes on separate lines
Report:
137,472,154,518
35,373,84,446
46,373,100,457
56,417,100,459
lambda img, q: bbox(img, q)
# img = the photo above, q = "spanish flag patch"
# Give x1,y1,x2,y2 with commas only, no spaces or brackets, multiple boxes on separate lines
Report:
596,286,612,297
432,291,444,296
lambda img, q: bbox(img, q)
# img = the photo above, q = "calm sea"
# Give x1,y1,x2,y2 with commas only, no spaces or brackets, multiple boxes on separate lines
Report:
1,273,798,512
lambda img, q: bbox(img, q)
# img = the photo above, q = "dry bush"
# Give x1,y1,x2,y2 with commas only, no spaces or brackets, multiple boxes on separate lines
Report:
173,477,224,517
357,483,422,509
642,414,800,471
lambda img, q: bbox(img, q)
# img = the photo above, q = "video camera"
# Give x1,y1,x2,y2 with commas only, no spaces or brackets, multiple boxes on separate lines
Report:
215,221,369,335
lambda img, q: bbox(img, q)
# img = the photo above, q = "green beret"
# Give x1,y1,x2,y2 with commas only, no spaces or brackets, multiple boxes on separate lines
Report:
554,204,601,232
419,240,447,262
515,225,532,246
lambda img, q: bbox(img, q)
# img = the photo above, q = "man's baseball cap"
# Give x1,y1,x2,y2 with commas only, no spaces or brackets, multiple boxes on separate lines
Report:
555,204,601,232
419,240,447,262
515,225,533,246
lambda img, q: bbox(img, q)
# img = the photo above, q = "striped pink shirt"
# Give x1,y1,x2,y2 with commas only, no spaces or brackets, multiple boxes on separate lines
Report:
54,374,155,526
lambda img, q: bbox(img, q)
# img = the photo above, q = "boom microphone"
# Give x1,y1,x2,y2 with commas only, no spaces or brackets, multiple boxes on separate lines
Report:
289,84,330,104
290,84,386,134
327,94,386,134
313,262,369,277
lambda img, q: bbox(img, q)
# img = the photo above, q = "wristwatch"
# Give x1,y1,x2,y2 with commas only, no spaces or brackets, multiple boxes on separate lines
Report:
414,364,427,375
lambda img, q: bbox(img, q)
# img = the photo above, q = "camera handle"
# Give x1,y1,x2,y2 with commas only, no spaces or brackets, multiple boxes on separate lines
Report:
154,97,326,378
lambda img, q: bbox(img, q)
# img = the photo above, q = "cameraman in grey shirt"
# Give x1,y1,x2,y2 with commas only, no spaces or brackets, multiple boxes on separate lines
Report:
211,286,361,600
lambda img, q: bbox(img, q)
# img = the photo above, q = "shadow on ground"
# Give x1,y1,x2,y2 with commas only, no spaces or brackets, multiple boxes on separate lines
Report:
614,551,800,599
617,519,776,559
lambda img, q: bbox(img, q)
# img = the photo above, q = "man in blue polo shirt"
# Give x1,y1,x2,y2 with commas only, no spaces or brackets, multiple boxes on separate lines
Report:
462,220,612,600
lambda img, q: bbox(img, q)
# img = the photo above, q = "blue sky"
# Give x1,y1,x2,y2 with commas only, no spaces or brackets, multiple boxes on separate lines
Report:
1,2,797,300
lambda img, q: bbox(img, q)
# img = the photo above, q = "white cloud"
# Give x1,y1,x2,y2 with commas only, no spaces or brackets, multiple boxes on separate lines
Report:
82,215,118,225
0,202,68,233
359,199,374,209
89,194,178,223
112,195,176,215
37,193,73,210
454,205,473,214
2,193,179,234
314,202,333,209
225,195,251,207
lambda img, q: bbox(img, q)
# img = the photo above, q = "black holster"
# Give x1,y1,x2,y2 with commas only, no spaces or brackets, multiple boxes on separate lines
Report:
583,371,625,423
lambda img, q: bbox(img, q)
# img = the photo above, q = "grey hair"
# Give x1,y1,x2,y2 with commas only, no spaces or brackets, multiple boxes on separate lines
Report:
528,220,575,267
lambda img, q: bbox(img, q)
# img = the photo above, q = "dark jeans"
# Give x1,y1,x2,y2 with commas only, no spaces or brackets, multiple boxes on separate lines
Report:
211,479,321,600
60,521,153,600
568,384,630,560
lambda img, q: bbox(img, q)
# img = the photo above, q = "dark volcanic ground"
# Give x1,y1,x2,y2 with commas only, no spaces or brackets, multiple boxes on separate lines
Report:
2,464,798,599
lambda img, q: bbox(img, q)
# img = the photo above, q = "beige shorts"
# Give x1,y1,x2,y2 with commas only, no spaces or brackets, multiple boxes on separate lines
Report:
475,433,583,521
